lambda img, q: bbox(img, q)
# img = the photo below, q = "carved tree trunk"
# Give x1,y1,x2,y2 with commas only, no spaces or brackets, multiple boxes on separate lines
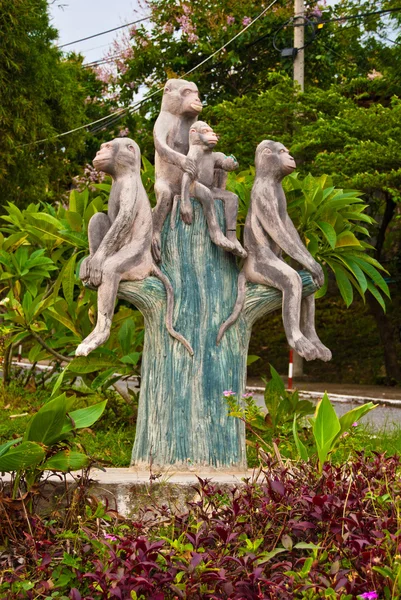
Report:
118,199,316,471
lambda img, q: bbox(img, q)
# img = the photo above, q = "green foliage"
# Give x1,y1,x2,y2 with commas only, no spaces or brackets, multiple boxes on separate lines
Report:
262,365,315,431
0,392,107,502
0,186,144,395
0,0,110,207
293,393,377,471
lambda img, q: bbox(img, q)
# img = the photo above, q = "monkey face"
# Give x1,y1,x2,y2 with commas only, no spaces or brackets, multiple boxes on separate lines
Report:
256,141,296,177
190,122,219,148
162,79,203,116
93,138,139,176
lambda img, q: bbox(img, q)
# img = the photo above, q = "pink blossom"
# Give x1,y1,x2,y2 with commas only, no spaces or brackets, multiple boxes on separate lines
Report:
104,534,118,541
310,7,322,17
188,32,199,43
352,422,358,427
163,22,174,34
130,25,137,36
119,127,130,137
242,16,252,26
182,4,191,15
358,593,378,600
223,390,235,397
227,15,235,25
242,392,253,398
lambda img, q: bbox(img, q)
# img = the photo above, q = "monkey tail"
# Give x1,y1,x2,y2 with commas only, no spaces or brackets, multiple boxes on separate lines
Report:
152,266,194,356
217,271,247,345
170,194,179,230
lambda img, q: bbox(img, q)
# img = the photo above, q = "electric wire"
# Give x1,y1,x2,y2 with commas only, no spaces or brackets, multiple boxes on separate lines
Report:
17,0,280,148
58,16,150,48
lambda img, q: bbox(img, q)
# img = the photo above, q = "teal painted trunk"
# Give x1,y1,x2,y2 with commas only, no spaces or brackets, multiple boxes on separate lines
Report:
118,199,316,471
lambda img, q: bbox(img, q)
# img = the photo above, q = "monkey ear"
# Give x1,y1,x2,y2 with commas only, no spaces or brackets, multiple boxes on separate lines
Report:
127,144,136,153
262,148,273,156
164,86,170,93
190,128,196,133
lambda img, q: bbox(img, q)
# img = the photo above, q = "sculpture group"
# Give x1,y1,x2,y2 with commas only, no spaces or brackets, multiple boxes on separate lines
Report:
76,78,331,364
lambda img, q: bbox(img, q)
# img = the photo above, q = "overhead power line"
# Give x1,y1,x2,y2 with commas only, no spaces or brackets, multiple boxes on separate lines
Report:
18,0,281,148
58,16,150,49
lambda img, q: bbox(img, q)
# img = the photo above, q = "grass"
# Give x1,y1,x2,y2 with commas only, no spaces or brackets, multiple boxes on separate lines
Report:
2,380,401,470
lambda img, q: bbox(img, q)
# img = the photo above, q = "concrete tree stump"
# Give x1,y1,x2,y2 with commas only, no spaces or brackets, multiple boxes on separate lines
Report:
118,199,316,471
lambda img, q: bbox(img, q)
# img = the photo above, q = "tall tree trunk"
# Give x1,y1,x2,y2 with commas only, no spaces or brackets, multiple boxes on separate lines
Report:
118,199,316,470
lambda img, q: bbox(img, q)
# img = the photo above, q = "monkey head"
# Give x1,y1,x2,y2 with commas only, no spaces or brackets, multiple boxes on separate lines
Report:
189,121,219,149
93,138,140,177
161,79,203,117
255,140,296,180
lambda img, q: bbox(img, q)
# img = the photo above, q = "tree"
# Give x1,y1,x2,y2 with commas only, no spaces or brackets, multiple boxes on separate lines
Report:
0,0,109,207
205,75,401,381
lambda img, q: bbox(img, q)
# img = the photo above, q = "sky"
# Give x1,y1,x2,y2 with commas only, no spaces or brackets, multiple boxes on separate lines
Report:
48,0,144,62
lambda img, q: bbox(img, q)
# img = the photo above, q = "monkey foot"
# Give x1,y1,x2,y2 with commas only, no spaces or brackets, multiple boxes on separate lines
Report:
210,233,238,254
291,335,319,361
75,329,111,357
311,339,332,362
180,202,193,225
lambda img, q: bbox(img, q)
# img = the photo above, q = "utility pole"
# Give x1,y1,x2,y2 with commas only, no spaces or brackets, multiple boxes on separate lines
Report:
293,0,305,91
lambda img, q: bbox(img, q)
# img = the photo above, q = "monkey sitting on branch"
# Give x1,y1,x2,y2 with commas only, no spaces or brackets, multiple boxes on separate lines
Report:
217,140,331,362
173,121,246,258
76,137,193,357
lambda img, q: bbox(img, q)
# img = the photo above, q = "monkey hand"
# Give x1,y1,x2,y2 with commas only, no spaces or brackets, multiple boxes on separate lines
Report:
87,256,104,288
180,199,193,225
223,155,239,171
308,260,324,289
79,256,91,282
182,157,197,178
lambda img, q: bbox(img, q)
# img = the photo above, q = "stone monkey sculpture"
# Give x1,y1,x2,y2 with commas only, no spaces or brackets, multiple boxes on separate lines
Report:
76,137,193,357
174,121,246,258
217,140,331,362
152,79,203,262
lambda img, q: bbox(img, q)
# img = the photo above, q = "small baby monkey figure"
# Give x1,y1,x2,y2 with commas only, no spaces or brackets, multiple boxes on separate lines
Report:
76,137,193,357
218,140,331,362
177,121,247,258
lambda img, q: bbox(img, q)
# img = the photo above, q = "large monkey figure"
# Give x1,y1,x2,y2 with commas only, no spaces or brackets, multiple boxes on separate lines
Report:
152,79,203,262
217,140,331,362
176,121,246,258
76,137,193,357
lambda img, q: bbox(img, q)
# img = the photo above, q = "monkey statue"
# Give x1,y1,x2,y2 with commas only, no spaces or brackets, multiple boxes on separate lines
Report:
217,140,331,362
172,121,247,258
152,79,203,262
76,137,193,357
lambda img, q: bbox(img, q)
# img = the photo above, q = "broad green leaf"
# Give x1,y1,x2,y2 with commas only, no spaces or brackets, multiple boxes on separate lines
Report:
351,257,390,297
366,280,386,311
62,400,107,433
338,256,368,293
313,393,341,471
0,438,22,457
257,548,287,564
328,261,353,306
117,318,135,356
68,356,120,374
247,355,260,366
293,416,309,461
335,231,361,248
0,441,45,471
62,254,77,306
50,366,69,399
294,542,322,550
317,222,336,249
24,393,67,445
42,450,90,472
336,402,377,442
90,368,116,390
47,307,81,337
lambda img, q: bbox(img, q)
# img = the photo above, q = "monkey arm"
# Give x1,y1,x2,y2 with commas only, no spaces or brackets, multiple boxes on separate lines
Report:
154,114,190,171
255,196,317,270
213,152,238,172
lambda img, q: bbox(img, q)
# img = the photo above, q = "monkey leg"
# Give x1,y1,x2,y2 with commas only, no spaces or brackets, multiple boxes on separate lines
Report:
180,173,194,225
300,294,332,361
80,213,111,282
246,253,319,361
192,182,237,254
152,179,175,262
211,188,247,259
75,272,120,357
